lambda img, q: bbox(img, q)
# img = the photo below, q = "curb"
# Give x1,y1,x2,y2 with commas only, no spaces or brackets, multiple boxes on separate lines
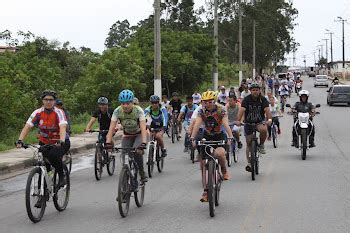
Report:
0,134,123,176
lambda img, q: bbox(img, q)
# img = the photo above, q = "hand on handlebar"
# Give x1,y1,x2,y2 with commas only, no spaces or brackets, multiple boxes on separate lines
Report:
15,140,24,149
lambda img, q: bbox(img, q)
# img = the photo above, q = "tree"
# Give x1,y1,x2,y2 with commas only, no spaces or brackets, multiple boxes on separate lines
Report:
105,20,131,48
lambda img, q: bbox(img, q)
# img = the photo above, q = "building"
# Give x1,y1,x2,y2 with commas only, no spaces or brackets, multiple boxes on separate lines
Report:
0,46,17,53
329,61,350,79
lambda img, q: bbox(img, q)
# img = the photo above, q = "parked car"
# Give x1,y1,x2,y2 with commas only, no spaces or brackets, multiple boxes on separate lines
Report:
308,71,316,78
314,75,329,87
327,85,350,106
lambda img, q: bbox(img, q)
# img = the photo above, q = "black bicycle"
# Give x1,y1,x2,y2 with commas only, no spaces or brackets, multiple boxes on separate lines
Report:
171,110,180,143
244,123,263,181
197,140,226,217
22,144,70,223
114,147,145,218
270,116,282,148
63,149,72,174
90,130,115,181
147,128,164,178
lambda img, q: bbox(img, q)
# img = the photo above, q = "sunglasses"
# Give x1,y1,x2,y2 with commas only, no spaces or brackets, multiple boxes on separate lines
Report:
151,102,159,104
204,100,215,104
43,98,55,102
121,102,132,105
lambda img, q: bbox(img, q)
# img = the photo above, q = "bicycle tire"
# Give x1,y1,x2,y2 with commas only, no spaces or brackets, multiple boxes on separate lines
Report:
208,160,216,217
301,128,307,160
117,168,131,217
232,143,238,163
107,153,116,176
171,124,175,143
64,151,72,175
190,145,195,163
156,146,164,173
94,146,103,181
215,164,221,207
134,178,145,208
251,140,257,181
147,144,154,178
226,145,232,167
25,167,46,223
272,125,277,148
53,165,70,211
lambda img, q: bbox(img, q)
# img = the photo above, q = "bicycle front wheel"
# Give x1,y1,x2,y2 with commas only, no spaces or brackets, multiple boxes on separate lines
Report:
134,180,145,208
64,151,72,175
208,160,216,217
25,167,46,223
117,168,131,217
147,144,154,178
251,141,257,181
107,153,116,176
171,124,175,143
272,125,277,148
53,165,70,211
94,147,103,181
156,146,164,173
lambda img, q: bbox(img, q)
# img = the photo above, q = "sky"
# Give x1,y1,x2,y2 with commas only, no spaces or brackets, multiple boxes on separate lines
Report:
1,0,350,66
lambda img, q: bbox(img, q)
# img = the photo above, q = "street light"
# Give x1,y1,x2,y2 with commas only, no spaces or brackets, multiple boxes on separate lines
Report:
325,29,334,64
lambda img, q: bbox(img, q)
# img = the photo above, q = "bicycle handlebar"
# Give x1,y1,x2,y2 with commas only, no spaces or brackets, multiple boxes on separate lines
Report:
89,130,109,133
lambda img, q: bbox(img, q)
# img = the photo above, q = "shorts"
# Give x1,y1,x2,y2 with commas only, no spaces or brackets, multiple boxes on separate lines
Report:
121,134,142,156
230,125,241,133
200,132,225,159
244,123,262,136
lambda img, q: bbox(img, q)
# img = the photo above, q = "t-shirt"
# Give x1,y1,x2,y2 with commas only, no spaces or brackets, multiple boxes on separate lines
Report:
198,104,226,135
269,104,280,117
92,108,114,130
144,105,168,128
170,99,183,113
161,100,170,113
240,90,251,99
218,92,227,104
278,84,289,96
180,104,198,123
293,102,314,113
112,105,145,135
27,107,68,144
226,104,240,125
241,94,269,123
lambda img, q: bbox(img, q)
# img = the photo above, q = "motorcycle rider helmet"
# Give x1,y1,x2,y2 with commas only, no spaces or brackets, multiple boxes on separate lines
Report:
299,90,310,102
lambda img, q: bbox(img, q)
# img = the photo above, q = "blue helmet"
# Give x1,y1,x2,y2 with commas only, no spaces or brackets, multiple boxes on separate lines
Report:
118,89,134,103
150,95,160,102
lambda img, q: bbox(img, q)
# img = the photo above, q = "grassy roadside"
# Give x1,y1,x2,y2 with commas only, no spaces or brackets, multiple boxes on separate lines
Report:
0,113,91,152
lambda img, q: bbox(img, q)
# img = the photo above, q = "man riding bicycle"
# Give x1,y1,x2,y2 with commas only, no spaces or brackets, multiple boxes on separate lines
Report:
105,90,148,183
267,96,282,140
235,83,272,172
190,91,234,202
278,80,289,112
16,90,70,190
178,96,198,152
226,92,243,149
170,92,183,137
144,95,169,158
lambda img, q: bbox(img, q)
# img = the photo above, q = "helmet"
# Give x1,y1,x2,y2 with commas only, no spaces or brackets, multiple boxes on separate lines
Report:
97,97,109,105
150,95,160,102
228,92,237,99
133,97,139,105
220,86,225,90
249,82,261,89
118,89,134,103
202,91,216,101
172,92,179,97
41,90,57,99
298,90,310,97
55,99,63,106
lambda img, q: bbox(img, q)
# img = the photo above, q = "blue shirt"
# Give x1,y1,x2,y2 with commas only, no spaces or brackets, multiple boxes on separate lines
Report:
144,105,169,127
180,104,198,122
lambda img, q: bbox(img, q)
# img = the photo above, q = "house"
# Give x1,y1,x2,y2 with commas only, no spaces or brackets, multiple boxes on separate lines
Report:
0,46,17,53
329,61,350,79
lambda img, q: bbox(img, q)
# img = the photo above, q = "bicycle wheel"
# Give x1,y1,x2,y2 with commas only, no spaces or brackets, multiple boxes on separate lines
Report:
117,168,131,217
255,154,259,175
272,125,277,148
301,129,307,160
53,165,70,211
156,146,164,173
214,164,221,207
190,145,195,163
208,160,216,217
134,176,145,208
232,143,238,163
147,144,154,178
25,167,47,223
251,141,257,181
94,146,103,181
107,153,116,176
171,123,175,143
64,151,72,175
226,145,232,167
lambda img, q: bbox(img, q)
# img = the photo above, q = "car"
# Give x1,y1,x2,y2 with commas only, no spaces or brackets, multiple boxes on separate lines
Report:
327,85,350,106
314,75,329,87
308,71,316,78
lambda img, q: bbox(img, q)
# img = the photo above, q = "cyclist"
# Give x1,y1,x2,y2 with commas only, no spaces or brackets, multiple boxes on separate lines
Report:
192,92,202,105
240,83,251,100
267,76,274,92
217,86,227,105
16,90,70,190
273,77,280,96
170,92,183,137
226,92,243,148
287,77,294,96
178,96,198,152
55,99,72,135
267,96,282,141
235,83,272,172
85,97,114,143
190,91,234,202
105,90,148,183
290,90,316,148
278,80,289,113
144,95,168,157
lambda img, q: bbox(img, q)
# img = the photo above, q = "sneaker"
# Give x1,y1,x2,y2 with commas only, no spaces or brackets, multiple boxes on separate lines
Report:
183,147,188,153
161,148,167,158
238,141,243,149
141,176,148,183
200,191,208,202
267,137,271,141
245,164,252,172
223,172,230,181
56,177,67,189
34,196,44,208
278,129,281,134
309,142,315,148
258,144,266,154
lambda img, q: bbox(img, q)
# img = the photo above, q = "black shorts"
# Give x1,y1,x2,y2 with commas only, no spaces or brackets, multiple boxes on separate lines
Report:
200,132,225,159
244,124,261,136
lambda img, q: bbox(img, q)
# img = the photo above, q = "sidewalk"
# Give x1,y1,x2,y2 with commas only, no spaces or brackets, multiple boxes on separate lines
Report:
0,132,122,176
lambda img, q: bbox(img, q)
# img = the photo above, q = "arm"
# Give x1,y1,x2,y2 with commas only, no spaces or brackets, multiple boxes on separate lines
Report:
161,108,168,128
139,120,147,144
222,116,234,138
177,112,184,122
85,117,97,131
18,124,33,141
236,106,246,123
59,124,67,141
191,116,203,139
106,120,117,144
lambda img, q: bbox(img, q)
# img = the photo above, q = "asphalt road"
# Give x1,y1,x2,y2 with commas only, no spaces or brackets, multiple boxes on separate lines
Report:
0,77,349,233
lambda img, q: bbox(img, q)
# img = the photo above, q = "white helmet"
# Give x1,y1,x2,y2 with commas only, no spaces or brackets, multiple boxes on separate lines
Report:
298,90,310,97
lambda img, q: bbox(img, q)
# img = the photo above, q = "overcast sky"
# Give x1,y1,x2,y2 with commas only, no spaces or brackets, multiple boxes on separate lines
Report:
1,0,350,66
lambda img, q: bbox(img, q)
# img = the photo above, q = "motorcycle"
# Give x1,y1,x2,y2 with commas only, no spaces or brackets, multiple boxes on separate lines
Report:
296,83,302,95
286,104,320,160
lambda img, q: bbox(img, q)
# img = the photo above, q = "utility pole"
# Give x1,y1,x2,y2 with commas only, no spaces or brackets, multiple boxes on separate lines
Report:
322,38,329,61
302,55,307,69
325,29,334,64
252,0,257,79
238,0,243,85
154,0,162,97
213,0,219,91
313,51,316,68
336,17,347,79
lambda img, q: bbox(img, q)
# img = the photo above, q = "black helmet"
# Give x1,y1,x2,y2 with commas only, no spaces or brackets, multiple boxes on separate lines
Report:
41,90,57,99
55,99,63,106
172,92,179,97
249,82,261,90
97,97,109,105
150,95,160,102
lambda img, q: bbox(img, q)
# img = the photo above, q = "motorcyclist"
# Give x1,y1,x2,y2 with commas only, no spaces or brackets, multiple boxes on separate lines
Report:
290,90,316,148
332,77,339,85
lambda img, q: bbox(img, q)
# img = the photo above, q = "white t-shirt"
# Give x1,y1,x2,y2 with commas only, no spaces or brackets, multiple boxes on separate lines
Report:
191,105,204,128
218,92,227,104
240,90,251,99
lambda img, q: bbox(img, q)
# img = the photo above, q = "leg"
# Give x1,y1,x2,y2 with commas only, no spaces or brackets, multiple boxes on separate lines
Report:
257,124,268,145
132,135,147,181
309,121,315,147
214,147,229,180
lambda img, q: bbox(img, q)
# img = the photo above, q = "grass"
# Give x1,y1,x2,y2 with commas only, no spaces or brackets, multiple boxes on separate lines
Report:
0,113,91,152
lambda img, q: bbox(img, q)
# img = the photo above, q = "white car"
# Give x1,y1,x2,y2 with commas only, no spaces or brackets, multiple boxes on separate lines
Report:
314,75,329,87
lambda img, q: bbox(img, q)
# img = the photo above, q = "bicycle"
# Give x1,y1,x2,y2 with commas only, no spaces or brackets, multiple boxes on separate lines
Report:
21,144,70,223
147,128,164,178
63,149,72,174
243,123,264,181
114,146,146,218
90,130,116,181
197,140,226,217
171,110,180,143
270,116,282,148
